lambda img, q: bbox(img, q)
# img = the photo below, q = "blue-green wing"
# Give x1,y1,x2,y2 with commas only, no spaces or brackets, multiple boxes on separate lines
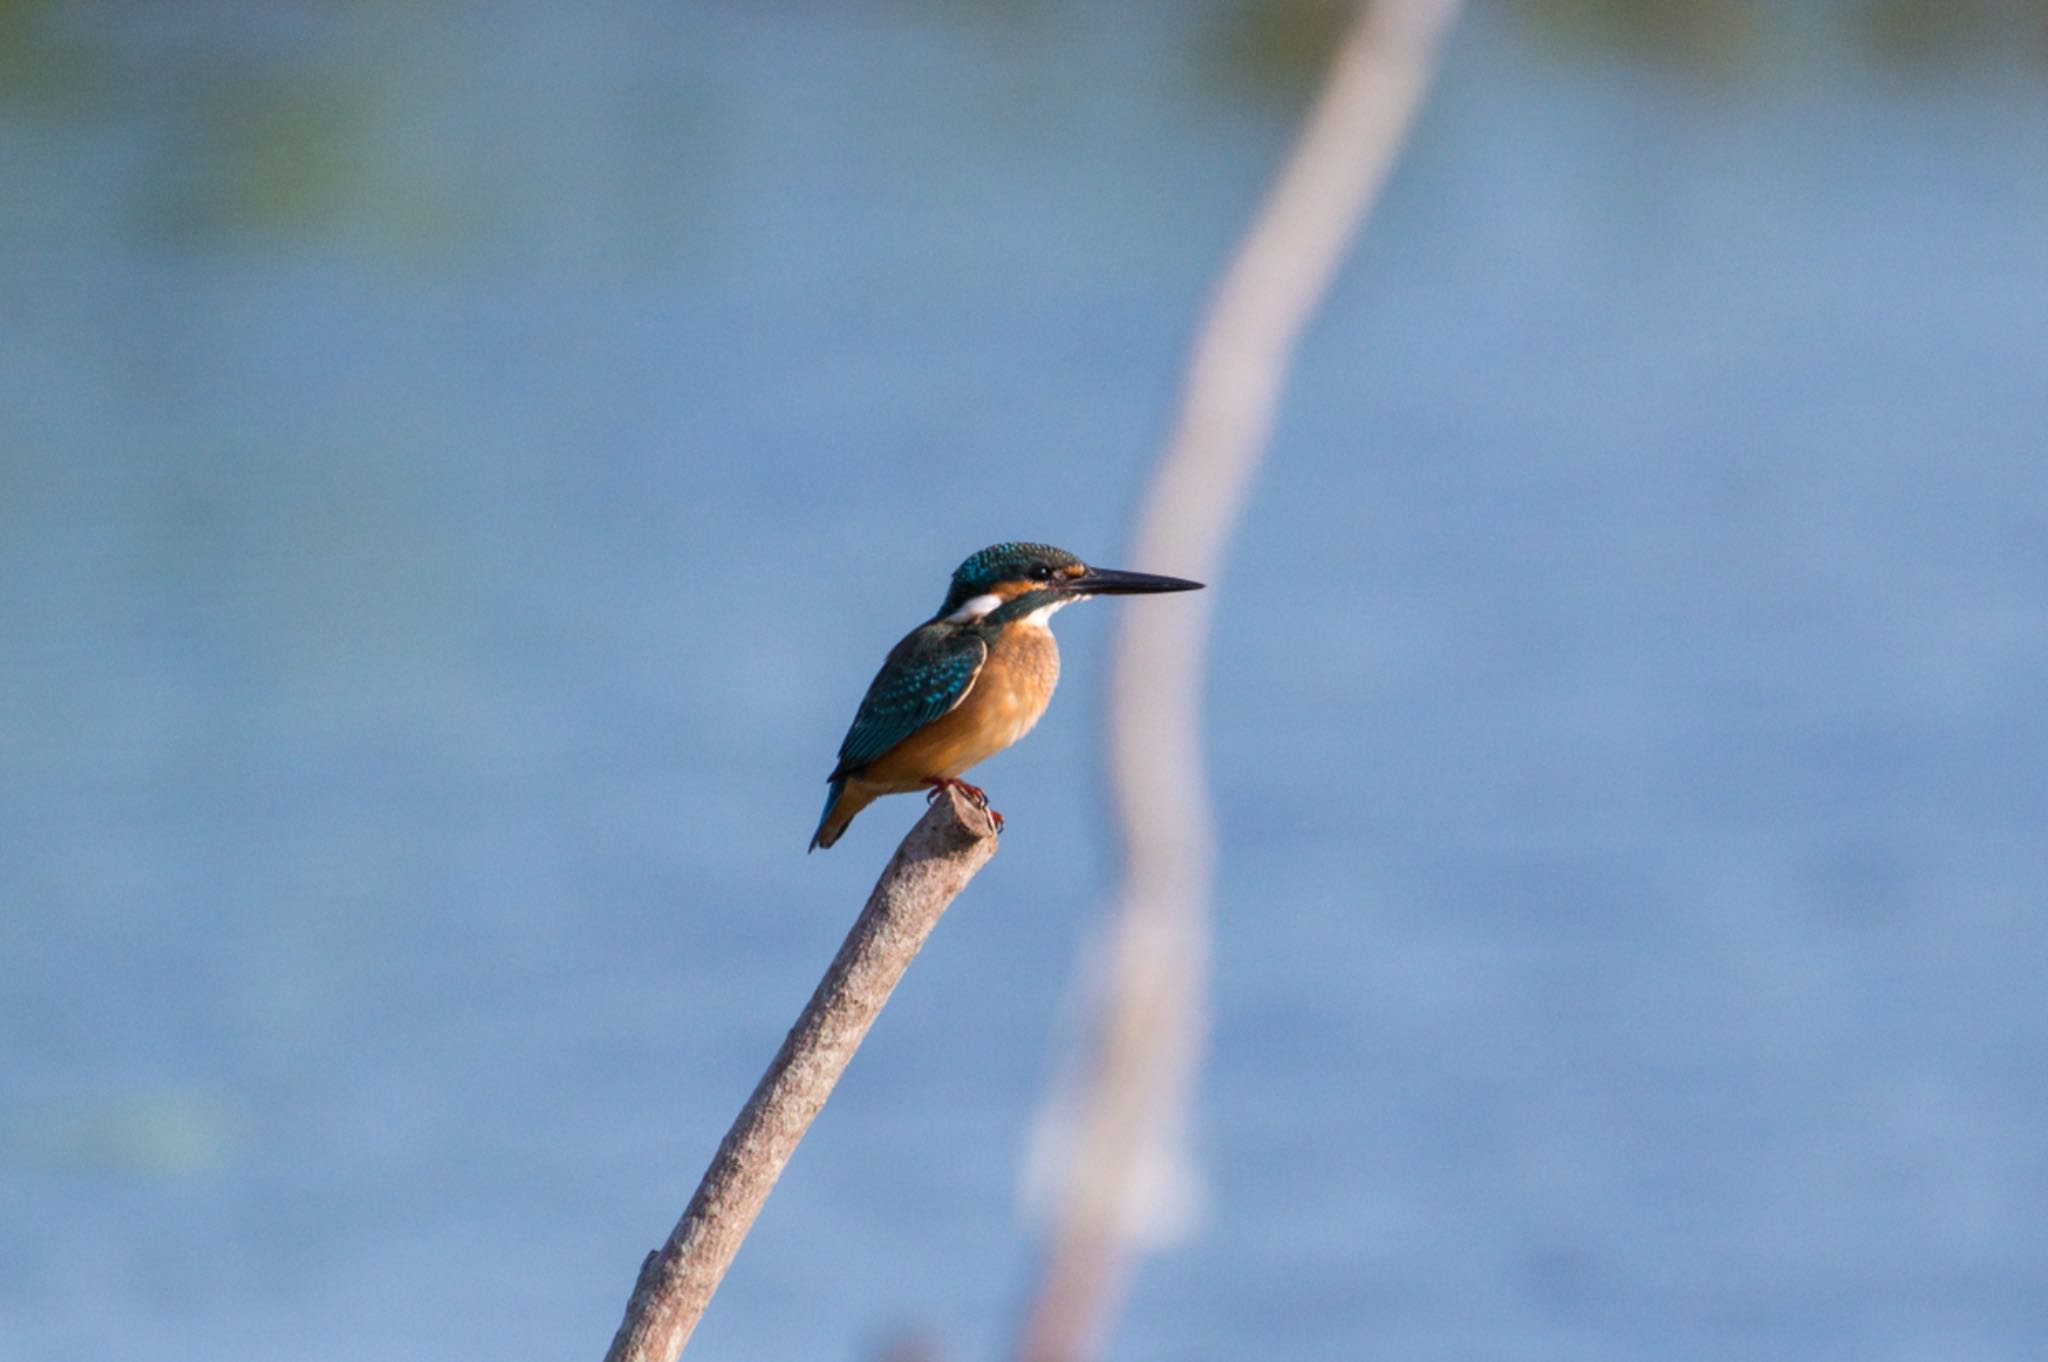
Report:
830,625,988,776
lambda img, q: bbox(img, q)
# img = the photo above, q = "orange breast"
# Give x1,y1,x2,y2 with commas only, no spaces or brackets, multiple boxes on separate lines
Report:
864,623,1061,788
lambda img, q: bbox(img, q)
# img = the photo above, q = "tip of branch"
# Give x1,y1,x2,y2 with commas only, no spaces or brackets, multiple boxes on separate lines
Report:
916,786,1002,850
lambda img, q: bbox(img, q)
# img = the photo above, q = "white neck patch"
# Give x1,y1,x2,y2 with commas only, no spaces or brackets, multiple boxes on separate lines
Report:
1019,596,1074,629
944,592,1003,623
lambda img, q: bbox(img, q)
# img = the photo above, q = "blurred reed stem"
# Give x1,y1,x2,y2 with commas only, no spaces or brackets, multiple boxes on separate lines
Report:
1013,3,1463,1360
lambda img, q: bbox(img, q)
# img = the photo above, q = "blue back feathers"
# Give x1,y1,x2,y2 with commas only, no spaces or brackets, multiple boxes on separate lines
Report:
828,627,989,778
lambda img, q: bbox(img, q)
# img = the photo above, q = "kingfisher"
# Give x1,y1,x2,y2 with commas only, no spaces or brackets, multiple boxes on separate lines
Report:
809,542,1203,851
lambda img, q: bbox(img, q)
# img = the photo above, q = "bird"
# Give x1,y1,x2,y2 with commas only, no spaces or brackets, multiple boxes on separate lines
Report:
809,542,1203,851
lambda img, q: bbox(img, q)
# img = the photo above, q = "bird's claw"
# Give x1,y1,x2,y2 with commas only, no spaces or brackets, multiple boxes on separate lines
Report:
925,778,1003,832
923,777,984,806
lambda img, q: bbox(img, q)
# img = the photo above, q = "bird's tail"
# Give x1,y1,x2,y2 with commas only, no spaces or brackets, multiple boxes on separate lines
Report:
809,776,872,852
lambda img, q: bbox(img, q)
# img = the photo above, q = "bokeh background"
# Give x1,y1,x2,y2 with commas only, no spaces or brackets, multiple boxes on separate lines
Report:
5,1,2047,1358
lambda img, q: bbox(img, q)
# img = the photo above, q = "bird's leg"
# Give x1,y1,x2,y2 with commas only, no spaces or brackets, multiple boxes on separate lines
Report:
922,775,987,807
923,777,1004,831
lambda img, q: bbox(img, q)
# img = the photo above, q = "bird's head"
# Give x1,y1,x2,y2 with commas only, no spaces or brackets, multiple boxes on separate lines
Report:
936,542,1203,624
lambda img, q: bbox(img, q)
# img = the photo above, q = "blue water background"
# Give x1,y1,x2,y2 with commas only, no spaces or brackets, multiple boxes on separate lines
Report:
4,3,2047,1358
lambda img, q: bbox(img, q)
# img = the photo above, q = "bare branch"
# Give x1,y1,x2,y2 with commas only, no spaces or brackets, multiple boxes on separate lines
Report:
1014,4,1463,1360
604,790,1001,1362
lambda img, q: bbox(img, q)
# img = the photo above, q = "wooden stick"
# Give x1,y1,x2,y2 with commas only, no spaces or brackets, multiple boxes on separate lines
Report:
603,789,1001,1362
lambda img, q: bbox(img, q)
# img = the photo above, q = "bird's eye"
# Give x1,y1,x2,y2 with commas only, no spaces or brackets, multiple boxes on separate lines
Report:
1031,564,1053,580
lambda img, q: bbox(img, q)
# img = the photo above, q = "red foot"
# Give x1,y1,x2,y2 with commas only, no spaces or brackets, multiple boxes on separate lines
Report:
924,777,1004,831
922,776,987,806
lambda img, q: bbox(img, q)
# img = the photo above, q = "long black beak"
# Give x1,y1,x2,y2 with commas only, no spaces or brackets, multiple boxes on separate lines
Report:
1071,565,1205,596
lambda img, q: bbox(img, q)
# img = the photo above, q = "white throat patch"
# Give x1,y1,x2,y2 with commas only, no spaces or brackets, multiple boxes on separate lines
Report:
1019,596,1075,629
944,592,1003,623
